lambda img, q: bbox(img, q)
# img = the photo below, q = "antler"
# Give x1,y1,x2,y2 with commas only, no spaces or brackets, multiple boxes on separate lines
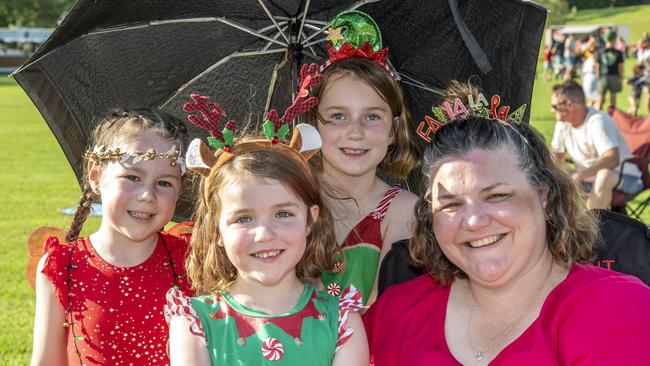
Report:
183,93,237,151
263,63,323,143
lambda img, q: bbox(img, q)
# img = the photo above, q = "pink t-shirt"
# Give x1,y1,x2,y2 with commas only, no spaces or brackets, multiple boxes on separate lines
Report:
363,264,650,365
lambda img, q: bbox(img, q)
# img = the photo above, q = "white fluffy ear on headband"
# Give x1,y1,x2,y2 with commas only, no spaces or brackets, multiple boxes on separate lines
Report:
290,123,322,160
185,138,215,176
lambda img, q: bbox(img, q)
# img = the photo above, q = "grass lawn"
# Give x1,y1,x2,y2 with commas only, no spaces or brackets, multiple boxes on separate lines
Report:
2,4,650,364
0,76,102,364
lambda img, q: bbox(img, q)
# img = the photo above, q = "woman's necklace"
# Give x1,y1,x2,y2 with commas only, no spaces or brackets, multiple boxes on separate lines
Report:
467,261,554,361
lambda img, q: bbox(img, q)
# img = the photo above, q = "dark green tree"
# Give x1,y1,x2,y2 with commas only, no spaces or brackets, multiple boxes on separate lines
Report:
536,0,570,25
0,0,75,27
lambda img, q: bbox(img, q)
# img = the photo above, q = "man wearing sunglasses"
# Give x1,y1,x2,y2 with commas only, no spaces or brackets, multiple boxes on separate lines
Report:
550,80,642,209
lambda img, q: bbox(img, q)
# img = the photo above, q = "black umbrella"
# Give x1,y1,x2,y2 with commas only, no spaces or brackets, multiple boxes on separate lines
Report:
13,0,547,221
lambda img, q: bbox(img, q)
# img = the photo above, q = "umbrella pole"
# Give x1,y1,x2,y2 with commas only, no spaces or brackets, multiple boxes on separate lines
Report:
288,21,304,128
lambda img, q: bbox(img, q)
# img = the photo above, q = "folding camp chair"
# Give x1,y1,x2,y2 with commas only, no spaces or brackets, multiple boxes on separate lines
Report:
609,109,650,219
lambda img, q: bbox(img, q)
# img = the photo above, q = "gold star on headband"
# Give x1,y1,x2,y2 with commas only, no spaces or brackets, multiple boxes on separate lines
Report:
327,27,345,44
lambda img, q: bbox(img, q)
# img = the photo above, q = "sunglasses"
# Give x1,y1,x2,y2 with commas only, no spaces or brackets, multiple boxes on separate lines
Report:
551,100,569,111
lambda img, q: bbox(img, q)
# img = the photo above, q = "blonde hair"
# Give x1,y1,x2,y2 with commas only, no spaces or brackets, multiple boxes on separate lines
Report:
186,146,338,294
65,109,188,243
304,58,419,180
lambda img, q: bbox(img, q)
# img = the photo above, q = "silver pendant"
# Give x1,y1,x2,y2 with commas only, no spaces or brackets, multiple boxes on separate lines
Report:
475,351,485,360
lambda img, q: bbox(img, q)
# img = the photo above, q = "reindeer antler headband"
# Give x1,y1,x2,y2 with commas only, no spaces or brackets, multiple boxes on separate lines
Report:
183,63,323,176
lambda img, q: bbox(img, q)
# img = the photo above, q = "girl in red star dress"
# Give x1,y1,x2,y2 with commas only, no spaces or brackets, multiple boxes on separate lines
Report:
31,109,193,366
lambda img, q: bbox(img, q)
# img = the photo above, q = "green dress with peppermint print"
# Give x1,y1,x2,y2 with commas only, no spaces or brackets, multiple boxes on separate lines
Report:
321,187,402,305
165,284,361,366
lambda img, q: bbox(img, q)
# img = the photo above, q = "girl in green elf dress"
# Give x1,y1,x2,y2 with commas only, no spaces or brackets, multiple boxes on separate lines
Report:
165,88,368,365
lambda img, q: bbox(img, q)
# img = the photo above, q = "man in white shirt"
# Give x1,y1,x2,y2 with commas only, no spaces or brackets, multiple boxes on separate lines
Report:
551,80,642,209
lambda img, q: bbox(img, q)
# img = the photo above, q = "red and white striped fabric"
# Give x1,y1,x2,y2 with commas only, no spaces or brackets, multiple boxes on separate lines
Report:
164,287,207,346
336,285,363,352
370,187,402,220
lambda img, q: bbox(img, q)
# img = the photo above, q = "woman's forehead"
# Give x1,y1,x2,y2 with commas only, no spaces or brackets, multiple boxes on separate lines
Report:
431,148,524,190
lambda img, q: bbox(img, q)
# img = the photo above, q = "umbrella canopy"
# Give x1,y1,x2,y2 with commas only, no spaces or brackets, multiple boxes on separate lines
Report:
13,0,547,221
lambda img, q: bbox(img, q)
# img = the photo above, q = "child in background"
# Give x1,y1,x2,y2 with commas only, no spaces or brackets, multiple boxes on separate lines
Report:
31,109,192,365
305,11,419,307
627,64,648,116
543,44,553,81
166,84,367,365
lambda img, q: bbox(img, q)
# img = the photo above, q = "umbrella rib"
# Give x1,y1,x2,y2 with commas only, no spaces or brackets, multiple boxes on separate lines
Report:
160,48,286,108
303,37,327,48
296,0,310,43
82,17,288,47
257,0,290,43
301,29,319,58
216,17,287,47
262,25,288,51
258,20,288,34
275,17,328,26
398,75,444,96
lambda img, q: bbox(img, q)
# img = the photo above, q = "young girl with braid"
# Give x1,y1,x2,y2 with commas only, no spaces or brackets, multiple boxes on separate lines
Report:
31,109,192,366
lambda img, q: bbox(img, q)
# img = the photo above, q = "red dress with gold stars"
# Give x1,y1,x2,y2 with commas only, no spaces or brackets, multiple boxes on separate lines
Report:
41,232,192,366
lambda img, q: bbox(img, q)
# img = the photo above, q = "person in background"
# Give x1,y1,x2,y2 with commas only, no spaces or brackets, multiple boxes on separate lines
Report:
551,80,642,209
627,64,648,116
563,34,577,80
581,35,599,106
595,30,624,110
543,44,553,81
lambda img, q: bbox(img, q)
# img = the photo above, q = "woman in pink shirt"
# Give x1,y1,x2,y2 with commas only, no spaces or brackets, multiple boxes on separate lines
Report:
363,82,650,365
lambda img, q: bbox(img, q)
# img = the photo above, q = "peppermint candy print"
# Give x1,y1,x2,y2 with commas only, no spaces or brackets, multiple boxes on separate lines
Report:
261,338,284,361
327,282,341,296
332,261,345,273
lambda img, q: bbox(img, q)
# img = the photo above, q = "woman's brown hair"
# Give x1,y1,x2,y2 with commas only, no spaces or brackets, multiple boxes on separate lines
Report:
303,57,419,180
409,83,598,285
186,147,338,294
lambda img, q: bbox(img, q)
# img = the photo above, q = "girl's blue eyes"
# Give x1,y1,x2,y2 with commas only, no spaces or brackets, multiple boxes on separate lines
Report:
235,216,252,224
330,113,344,120
327,113,383,122
233,211,294,224
276,211,294,218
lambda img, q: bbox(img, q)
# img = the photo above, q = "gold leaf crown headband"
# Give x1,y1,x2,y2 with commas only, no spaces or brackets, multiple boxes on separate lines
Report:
83,144,187,175
415,93,527,143
183,63,323,177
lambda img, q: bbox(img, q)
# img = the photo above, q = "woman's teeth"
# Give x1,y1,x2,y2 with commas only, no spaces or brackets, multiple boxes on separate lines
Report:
253,250,282,259
467,234,503,248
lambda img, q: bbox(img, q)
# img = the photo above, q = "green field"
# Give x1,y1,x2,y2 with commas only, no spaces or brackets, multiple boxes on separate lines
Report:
2,4,650,364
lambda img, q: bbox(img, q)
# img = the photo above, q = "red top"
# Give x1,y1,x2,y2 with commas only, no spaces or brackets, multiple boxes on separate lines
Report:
363,264,650,366
41,232,192,366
